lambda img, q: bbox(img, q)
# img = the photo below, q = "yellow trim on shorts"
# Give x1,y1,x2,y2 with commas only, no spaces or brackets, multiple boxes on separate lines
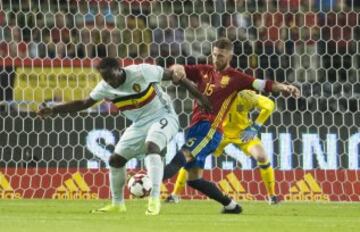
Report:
191,93,236,157
191,128,217,157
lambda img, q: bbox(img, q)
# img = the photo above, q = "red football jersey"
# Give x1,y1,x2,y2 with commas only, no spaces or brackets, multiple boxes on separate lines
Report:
185,64,273,131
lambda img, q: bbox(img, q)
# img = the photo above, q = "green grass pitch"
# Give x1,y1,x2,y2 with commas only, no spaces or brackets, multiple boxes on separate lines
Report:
1,199,359,232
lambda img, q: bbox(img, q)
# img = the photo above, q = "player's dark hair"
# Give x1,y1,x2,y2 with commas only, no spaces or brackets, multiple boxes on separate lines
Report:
213,38,233,50
98,57,120,71
97,57,120,80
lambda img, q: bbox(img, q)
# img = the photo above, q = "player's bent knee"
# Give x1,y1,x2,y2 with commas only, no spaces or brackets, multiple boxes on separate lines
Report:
249,145,268,163
145,141,161,154
109,154,127,168
257,155,268,164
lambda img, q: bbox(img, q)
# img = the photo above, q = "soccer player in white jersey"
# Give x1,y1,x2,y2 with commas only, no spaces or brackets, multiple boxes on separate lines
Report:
37,58,210,215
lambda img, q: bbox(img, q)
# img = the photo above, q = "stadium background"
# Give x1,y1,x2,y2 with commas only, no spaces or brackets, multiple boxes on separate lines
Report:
0,0,359,201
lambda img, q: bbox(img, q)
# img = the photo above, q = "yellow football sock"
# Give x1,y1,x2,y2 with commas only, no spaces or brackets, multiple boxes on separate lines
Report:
258,161,275,196
172,168,188,195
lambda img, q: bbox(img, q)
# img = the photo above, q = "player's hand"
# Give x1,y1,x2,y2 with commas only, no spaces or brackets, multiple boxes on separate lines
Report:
282,84,300,98
240,123,261,142
170,65,186,84
37,106,53,119
197,95,213,113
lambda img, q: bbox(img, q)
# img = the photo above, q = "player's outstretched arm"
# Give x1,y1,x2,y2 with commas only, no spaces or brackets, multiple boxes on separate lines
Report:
37,97,97,118
271,82,300,98
178,78,212,113
235,71,300,98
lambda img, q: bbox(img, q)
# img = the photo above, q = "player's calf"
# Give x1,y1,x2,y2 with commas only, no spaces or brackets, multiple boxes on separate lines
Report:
163,150,186,180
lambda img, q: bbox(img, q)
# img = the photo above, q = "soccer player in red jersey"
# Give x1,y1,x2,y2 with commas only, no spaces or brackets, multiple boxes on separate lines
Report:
165,38,300,214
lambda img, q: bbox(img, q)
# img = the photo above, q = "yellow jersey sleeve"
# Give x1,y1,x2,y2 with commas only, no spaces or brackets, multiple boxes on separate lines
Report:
254,95,275,125
222,90,275,138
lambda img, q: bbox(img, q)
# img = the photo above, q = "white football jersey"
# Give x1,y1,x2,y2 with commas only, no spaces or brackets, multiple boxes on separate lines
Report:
90,63,176,122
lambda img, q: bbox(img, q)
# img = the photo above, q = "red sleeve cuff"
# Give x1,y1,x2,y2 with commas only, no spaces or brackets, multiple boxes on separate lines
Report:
265,80,274,92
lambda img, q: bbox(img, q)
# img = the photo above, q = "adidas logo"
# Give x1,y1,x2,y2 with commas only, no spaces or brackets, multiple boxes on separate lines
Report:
52,172,98,200
218,173,254,201
285,173,329,201
0,172,21,199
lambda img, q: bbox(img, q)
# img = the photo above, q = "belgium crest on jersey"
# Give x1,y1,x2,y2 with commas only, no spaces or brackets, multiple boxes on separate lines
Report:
132,83,141,93
220,75,230,88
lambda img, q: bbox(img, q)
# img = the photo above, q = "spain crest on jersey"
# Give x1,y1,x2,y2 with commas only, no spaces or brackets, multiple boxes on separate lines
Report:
220,75,230,88
200,71,208,80
132,83,141,93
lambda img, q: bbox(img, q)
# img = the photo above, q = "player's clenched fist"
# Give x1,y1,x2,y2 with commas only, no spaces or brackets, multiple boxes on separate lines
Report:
284,84,300,98
169,64,186,84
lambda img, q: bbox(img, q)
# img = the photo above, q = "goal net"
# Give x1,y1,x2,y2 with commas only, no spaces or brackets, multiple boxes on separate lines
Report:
0,0,359,201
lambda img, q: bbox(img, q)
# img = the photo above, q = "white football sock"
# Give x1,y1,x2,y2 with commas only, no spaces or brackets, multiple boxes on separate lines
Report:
145,154,163,198
110,166,126,205
224,199,238,210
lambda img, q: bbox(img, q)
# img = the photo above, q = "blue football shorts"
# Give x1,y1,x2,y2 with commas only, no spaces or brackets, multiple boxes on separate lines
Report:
182,120,222,169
